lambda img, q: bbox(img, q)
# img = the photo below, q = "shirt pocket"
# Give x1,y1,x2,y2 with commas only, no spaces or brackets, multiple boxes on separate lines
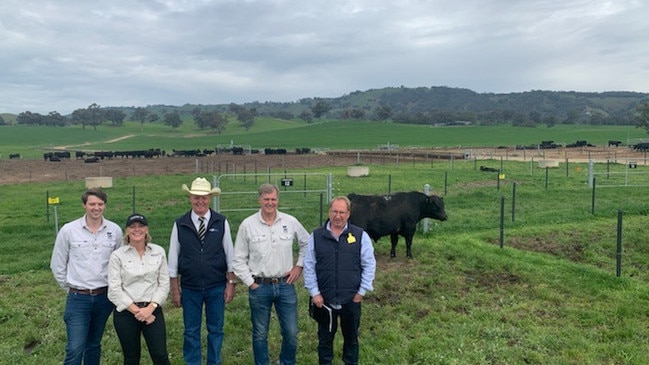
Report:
279,232,294,242
69,240,92,260
250,234,268,246
145,255,163,280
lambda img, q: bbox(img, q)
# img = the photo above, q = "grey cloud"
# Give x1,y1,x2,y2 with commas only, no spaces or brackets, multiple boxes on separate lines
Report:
0,0,647,114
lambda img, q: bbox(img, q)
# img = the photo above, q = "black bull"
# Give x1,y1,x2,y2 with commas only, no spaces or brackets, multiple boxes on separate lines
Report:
348,192,447,258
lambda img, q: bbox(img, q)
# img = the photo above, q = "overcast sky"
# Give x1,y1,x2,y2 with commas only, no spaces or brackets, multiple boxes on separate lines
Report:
1,0,647,115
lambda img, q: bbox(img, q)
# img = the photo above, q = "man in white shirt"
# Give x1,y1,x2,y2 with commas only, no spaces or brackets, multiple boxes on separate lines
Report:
50,188,123,365
233,183,310,365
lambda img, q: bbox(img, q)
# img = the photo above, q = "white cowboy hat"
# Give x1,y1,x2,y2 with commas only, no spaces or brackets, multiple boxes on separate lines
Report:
182,177,221,196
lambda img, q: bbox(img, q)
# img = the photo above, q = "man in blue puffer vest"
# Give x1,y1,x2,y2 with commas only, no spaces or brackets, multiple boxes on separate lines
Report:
304,196,376,365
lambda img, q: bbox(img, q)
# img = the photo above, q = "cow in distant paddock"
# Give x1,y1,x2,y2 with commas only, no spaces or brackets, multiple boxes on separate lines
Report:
608,140,622,147
348,191,447,259
9,153,20,159
480,166,499,172
633,142,649,152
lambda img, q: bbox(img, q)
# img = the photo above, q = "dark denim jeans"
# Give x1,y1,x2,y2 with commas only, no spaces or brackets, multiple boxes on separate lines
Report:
248,282,298,365
317,301,361,365
63,291,114,365
181,285,226,365
113,307,170,365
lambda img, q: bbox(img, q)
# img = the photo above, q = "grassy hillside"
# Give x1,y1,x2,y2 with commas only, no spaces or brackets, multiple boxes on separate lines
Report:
0,120,646,159
2,155,649,363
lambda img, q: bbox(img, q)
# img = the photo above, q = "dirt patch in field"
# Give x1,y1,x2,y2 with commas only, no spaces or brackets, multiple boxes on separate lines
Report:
0,153,362,186
0,146,644,186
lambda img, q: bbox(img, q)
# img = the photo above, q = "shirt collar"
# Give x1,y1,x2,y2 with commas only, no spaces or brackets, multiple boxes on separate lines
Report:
191,210,211,224
325,220,349,236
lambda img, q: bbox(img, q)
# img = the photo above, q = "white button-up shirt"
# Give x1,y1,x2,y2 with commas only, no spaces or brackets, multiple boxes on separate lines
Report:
108,242,170,312
233,210,310,287
50,215,123,291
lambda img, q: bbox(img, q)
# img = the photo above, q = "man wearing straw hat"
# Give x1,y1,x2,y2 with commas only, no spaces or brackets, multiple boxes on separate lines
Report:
168,177,237,365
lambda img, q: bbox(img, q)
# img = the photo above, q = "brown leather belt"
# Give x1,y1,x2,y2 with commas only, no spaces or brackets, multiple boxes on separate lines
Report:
69,286,108,295
254,276,288,284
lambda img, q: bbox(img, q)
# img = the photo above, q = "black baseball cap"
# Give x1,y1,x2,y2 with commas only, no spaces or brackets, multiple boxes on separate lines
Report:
125,213,148,227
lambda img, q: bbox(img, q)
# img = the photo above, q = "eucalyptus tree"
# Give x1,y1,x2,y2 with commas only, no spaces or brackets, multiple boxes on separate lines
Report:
131,107,150,130
163,110,183,130
635,102,649,134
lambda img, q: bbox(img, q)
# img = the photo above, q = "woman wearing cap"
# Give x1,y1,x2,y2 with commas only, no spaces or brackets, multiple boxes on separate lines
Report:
108,213,171,365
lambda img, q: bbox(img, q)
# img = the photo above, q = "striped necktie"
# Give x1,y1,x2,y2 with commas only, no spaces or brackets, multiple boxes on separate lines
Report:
198,216,206,242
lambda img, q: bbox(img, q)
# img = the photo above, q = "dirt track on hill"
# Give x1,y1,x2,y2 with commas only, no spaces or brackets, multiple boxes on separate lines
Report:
0,146,645,186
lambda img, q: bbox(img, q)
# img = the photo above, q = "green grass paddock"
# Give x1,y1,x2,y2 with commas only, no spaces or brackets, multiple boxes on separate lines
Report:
2,156,649,364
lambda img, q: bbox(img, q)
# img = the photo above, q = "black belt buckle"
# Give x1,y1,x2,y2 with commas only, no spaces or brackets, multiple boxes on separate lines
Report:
255,276,286,284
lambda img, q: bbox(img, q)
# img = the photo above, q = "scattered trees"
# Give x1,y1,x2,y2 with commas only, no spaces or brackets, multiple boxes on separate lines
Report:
192,108,228,134
131,107,150,130
163,110,183,130
103,108,126,126
311,98,331,118
298,110,313,123
372,104,392,121
17,111,44,126
17,110,67,126
229,103,257,131
70,103,105,130
635,102,649,134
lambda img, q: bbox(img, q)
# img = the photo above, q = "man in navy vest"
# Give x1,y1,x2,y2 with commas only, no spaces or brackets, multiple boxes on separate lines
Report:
304,196,376,365
168,177,237,365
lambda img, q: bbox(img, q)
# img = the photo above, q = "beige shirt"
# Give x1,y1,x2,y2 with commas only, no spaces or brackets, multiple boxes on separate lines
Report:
108,242,170,312
233,210,309,287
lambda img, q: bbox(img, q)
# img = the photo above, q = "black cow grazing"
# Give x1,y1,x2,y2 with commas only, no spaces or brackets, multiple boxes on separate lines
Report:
9,153,20,159
608,140,622,147
633,142,649,152
348,192,447,259
54,151,71,160
480,166,499,172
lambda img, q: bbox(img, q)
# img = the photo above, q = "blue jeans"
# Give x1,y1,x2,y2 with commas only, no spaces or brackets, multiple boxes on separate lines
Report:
248,282,298,365
63,291,114,365
181,285,226,365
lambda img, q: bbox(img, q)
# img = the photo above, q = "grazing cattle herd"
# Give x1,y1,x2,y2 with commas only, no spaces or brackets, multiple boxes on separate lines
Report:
26,146,314,161
5,140,649,163
348,191,448,259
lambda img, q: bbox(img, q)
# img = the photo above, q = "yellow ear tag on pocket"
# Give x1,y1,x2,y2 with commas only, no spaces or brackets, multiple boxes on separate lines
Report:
347,233,356,244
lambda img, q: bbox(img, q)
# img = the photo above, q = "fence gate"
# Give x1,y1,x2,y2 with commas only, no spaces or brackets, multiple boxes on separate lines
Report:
212,173,332,227
588,159,649,188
